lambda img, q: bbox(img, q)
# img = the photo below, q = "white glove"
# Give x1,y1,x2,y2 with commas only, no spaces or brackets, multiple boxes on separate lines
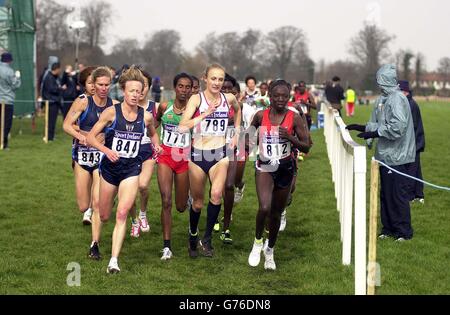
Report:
15,70,21,78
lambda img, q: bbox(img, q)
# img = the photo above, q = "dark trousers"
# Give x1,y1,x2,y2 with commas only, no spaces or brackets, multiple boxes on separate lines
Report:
0,104,13,148
62,101,73,120
380,164,414,239
406,153,424,200
48,102,63,141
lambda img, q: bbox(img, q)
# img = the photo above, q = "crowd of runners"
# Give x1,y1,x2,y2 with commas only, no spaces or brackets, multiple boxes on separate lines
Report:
62,62,315,274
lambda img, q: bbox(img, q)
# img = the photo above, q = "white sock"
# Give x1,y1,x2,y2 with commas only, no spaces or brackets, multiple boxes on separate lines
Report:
109,257,118,265
139,210,146,218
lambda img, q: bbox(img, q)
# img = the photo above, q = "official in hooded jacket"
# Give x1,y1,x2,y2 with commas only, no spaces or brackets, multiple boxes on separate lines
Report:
347,64,416,241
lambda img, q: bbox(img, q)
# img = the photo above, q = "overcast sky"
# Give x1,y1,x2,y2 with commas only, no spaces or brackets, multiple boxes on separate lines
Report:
59,0,450,70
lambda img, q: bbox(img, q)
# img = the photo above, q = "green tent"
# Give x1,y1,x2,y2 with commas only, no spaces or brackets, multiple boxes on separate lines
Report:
0,0,36,116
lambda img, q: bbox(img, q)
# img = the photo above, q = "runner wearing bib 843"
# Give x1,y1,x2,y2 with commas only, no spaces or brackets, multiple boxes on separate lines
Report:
87,66,162,274
180,63,241,258
63,66,119,261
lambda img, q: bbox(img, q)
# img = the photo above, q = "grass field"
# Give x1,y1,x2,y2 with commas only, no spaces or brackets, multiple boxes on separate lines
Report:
0,101,449,295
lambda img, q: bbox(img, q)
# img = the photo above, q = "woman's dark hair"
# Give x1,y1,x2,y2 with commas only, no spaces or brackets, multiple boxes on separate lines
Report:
191,75,200,84
224,73,237,87
141,70,153,88
245,75,257,85
173,72,194,88
79,66,97,87
269,79,292,94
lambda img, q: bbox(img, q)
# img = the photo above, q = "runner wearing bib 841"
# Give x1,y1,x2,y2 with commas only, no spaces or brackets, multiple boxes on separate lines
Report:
247,80,311,271
87,66,162,274
180,63,241,258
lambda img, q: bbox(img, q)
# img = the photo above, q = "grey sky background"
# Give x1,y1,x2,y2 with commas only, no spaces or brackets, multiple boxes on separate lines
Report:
59,0,450,70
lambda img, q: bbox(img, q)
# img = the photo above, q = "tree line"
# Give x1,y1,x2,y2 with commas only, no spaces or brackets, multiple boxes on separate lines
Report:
37,0,450,94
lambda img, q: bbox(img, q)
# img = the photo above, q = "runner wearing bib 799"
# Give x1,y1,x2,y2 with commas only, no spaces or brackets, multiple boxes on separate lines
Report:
180,63,241,258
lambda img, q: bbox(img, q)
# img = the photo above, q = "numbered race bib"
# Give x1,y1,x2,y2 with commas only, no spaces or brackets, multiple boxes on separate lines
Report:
201,112,228,137
163,124,191,148
141,126,151,145
225,127,236,144
301,104,308,115
112,131,141,159
261,136,291,160
78,146,103,167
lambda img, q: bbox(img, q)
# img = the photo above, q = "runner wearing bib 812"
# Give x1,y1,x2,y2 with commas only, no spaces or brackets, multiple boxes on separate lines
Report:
247,80,311,271
87,66,162,274
180,63,241,258
63,66,118,261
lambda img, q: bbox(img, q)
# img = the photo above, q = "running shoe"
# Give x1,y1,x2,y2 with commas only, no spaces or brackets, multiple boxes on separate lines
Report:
130,223,140,238
279,210,287,232
88,242,101,260
214,221,220,233
263,247,276,271
248,240,264,267
263,239,269,252
82,208,93,226
199,240,214,258
107,259,120,274
161,247,173,261
378,234,391,240
220,230,233,245
188,230,199,258
139,211,150,233
234,184,246,204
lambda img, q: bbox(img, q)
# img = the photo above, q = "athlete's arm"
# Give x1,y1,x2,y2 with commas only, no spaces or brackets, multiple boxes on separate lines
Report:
63,97,88,145
87,107,120,163
179,94,215,132
281,113,311,154
226,93,242,149
308,94,317,110
245,110,263,153
155,102,168,129
145,112,162,154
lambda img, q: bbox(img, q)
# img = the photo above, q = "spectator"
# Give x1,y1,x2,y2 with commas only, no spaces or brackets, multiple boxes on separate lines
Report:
151,76,162,103
41,61,64,142
345,86,356,117
109,65,128,102
399,80,426,203
60,65,79,119
347,65,416,242
0,52,21,149
325,76,345,116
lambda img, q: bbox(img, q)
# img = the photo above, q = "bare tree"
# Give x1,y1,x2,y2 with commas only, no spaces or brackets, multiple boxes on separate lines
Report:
141,30,184,85
415,53,425,89
396,49,414,81
81,1,112,48
437,57,450,90
263,26,309,79
36,0,71,51
349,23,394,91
106,39,143,68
